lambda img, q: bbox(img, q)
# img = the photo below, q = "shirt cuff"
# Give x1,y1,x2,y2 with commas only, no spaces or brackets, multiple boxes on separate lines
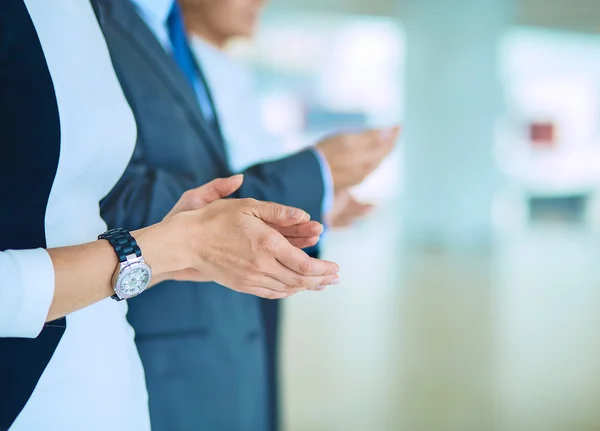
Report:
0,249,56,338
311,148,334,218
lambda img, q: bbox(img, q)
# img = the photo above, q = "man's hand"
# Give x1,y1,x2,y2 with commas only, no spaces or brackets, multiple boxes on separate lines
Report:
316,126,400,192
326,191,374,228
150,176,339,299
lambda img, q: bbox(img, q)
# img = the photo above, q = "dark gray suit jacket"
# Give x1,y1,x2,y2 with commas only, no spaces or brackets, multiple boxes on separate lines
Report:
98,1,325,430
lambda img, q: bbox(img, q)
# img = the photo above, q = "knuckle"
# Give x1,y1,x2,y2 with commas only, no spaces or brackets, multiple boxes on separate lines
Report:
180,189,192,201
291,276,306,288
260,233,280,254
297,261,312,276
263,290,278,300
270,204,284,219
179,190,195,207
245,257,262,274
240,198,258,209
259,239,274,254
189,193,204,208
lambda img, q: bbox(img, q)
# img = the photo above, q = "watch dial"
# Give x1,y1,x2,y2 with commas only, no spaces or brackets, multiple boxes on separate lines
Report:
120,267,150,297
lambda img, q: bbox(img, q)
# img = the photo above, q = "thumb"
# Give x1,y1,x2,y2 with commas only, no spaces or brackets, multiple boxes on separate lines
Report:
367,125,401,154
248,201,311,227
168,175,244,217
379,125,401,142
199,174,244,204
361,125,401,144
360,128,395,149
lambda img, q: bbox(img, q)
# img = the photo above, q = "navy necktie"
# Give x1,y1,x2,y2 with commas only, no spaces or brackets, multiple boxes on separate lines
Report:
167,1,215,123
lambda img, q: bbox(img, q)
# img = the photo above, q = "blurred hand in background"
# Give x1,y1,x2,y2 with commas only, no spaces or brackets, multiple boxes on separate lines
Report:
326,190,375,228
316,126,401,192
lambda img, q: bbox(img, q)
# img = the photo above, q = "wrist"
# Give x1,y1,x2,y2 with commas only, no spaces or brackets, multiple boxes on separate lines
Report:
132,220,189,281
313,146,339,191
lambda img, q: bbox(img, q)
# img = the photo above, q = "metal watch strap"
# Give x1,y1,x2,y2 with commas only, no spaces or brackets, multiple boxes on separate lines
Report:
98,228,142,301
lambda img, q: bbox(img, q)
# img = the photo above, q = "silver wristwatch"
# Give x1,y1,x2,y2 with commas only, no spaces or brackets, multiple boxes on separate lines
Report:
98,228,152,301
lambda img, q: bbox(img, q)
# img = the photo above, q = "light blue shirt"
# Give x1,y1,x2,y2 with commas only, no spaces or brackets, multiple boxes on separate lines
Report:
129,0,172,49
130,0,334,219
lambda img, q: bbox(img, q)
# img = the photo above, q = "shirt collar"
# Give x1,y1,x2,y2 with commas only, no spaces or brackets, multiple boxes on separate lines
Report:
129,0,174,26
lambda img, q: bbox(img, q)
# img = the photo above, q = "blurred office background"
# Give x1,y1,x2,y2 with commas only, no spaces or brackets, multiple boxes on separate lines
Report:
227,1,600,430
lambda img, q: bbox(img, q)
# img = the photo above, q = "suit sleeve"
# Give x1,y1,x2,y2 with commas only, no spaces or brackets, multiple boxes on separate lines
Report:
238,149,326,225
101,144,325,235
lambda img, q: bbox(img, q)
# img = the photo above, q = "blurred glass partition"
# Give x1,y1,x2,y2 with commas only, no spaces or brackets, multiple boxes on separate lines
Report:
225,6,600,431
498,28,600,230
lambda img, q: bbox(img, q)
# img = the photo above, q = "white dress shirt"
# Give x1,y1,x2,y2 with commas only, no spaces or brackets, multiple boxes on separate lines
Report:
1,1,150,429
130,0,173,50
190,37,291,172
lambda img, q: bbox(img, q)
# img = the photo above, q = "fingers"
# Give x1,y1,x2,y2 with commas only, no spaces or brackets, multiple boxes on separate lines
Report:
275,242,339,277
363,125,400,142
248,286,295,300
246,200,310,227
380,125,401,142
362,129,385,148
272,220,324,239
253,231,336,277
270,220,323,247
327,193,375,227
374,127,400,157
353,126,399,179
287,236,320,249
270,221,324,248
363,125,400,152
340,127,398,183
331,209,370,228
347,200,375,217
256,268,340,293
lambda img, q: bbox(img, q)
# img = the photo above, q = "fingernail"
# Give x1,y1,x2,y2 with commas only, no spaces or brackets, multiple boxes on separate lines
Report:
316,285,327,291
289,208,307,220
329,277,341,285
333,267,340,274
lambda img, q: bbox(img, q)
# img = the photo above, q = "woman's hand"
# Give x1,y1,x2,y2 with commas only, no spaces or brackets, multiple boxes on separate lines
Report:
43,176,334,322
165,175,323,249
138,176,340,299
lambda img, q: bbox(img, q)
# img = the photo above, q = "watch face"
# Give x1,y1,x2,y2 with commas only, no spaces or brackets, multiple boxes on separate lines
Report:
116,262,152,299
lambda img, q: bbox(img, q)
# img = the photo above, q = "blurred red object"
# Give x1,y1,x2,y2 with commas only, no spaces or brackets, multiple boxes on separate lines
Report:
529,122,556,148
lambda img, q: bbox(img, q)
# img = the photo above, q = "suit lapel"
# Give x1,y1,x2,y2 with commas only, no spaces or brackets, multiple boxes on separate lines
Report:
194,60,227,145
101,0,228,162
